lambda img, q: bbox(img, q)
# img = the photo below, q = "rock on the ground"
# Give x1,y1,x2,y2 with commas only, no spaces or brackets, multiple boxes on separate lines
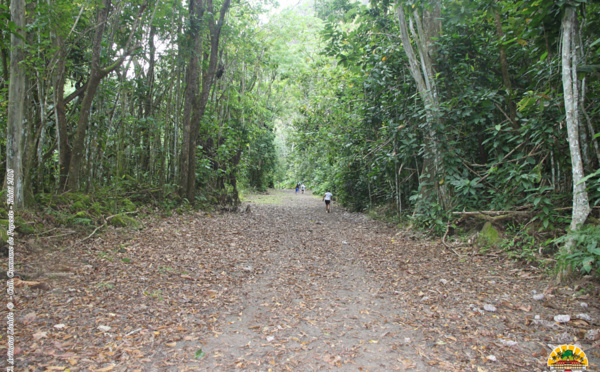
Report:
555,332,574,344
576,313,593,321
585,329,600,341
533,319,559,329
483,304,497,312
499,339,518,347
554,314,571,323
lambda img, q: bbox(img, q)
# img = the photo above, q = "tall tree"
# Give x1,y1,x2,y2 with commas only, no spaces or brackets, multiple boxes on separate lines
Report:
179,0,231,201
6,0,26,208
561,4,590,232
66,0,146,190
179,0,204,202
395,0,446,209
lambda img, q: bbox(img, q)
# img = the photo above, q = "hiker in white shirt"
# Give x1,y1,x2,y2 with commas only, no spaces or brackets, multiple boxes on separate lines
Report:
323,191,333,213
301,184,306,194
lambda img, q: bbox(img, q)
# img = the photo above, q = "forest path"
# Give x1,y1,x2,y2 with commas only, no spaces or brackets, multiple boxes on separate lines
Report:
12,189,600,371
196,190,433,371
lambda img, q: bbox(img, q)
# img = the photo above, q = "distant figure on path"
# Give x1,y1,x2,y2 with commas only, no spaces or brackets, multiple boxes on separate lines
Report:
323,191,333,213
301,184,305,194
296,182,300,194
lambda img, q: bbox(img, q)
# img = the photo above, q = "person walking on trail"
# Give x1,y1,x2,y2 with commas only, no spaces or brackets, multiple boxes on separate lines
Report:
323,191,333,213
295,182,300,194
301,184,305,194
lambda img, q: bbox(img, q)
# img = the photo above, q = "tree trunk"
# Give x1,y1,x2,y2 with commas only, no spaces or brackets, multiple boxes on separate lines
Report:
189,0,231,198
180,0,231,202
23,77,38,203
146,26,156,179
0,0,9,92
67,0,112,190
6,0,26,208
179,0,204,201
53,38,71,190
67,0,146,190
494,7,517,129
561,5,590,232
395,1,446,210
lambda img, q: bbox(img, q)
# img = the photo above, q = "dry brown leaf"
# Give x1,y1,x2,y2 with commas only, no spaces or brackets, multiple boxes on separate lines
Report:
95,365,116,372
22,312,36,324
571,319,589,327
401,359,417,369
14,278,41,287
33,331,47,340
14,191,589,372
323,354,341,365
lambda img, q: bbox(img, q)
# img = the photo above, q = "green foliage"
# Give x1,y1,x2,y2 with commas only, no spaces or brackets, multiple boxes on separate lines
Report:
241,127,278,192
109,214,142,229
500,229,539,263
70,201,88,213
0,226,9,246
69,211,92,226
95,282,115,289
411,201,448,235
195,349,206,359
478,222,501,248
15,215,37,234
280,0,600,250
556,226,600,275
3,0,600,279
579,167,600,206
35,189,143,232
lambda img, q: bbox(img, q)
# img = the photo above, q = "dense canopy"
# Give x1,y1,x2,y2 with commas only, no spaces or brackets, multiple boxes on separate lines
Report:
2,0,600,271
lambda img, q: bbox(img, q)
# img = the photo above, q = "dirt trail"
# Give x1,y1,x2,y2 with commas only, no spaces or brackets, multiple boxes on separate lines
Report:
7,189,600,371
198,190,432,371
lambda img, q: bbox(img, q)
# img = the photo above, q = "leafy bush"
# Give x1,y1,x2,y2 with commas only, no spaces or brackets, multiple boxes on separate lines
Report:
69,211,93,225
555,225,600,275
109,214,142,229
410,200,447,235
500,230,539,263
